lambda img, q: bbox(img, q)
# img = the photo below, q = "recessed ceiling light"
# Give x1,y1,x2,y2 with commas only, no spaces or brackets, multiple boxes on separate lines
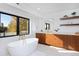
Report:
37,8,40,10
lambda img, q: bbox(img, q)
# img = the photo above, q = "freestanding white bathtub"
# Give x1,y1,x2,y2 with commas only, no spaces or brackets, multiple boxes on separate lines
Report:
8,38,38,56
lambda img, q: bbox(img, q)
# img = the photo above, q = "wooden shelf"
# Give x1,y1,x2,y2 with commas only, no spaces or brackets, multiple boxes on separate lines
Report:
60,16,79,20
60,24,79,26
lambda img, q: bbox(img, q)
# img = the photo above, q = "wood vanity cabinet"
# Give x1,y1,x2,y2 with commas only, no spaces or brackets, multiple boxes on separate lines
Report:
36,33,64,47
36,33,79,51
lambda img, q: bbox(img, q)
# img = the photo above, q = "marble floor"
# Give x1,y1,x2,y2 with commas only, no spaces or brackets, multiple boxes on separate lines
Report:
30,44,79,56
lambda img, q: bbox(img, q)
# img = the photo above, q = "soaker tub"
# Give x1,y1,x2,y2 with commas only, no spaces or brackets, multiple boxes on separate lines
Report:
8,38,38,56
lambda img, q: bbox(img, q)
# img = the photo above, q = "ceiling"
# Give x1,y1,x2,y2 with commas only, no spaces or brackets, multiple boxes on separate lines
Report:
8,3,79,18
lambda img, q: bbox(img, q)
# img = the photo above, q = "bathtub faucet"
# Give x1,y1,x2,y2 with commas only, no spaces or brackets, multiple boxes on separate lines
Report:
19,35,26,40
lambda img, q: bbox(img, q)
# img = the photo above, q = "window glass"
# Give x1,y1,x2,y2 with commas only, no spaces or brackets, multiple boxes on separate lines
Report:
19,18,29,35
0,14,17,36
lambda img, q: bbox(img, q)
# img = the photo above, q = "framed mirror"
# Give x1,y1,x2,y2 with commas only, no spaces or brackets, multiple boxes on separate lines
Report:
45,23,50,30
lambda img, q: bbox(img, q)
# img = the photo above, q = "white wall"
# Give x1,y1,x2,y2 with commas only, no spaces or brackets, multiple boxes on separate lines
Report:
52,8,79,34
35,18,56,33
36,8,79,34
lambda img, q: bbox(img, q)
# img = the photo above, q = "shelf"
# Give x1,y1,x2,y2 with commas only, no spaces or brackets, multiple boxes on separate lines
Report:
60,24,79,26
60,16,79,20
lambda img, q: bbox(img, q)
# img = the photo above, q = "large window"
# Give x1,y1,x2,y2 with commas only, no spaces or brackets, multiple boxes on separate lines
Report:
19,18,29,35
0,12,29,37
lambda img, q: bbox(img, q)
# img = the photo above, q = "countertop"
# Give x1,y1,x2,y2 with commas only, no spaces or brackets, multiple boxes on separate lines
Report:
36,32,79,36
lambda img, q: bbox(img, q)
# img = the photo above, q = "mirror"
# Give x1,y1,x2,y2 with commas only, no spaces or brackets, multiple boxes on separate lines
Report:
45,23,50,30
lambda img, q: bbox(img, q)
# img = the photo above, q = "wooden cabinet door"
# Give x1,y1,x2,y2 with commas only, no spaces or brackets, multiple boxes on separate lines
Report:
56,35,67,48
36,33,46,44
45,34,63,47
73,36,79,51
61,35,70,49
57,35,75,50
67,35,75,50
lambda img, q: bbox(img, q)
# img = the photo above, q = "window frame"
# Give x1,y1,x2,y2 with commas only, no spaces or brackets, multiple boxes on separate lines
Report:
0,11,30,38
19,17,30,35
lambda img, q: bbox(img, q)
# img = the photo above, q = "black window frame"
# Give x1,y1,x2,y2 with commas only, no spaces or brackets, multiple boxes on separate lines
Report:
19,17,30,36
0,11,30,38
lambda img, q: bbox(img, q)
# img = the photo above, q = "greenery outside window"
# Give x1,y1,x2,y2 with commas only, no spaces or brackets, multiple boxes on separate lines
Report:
19,18,29,35
0,12,30,38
